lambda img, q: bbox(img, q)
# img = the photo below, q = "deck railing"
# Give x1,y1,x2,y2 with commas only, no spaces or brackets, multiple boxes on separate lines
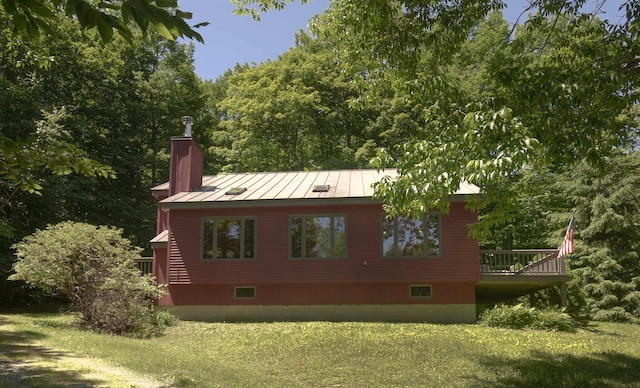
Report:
480,249,564,275
135,257,153,275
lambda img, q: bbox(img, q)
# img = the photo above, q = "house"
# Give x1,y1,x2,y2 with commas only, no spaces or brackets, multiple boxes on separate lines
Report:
150,131,568,323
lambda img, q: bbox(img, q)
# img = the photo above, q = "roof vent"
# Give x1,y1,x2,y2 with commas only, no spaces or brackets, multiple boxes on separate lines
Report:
182,116,193,137
225,187,247,195
312,184,331,193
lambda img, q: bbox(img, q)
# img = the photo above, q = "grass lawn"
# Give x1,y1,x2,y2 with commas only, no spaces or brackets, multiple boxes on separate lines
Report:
1,311,640,387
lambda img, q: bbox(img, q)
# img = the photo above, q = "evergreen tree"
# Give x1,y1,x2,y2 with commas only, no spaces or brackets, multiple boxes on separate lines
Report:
559,153,640,322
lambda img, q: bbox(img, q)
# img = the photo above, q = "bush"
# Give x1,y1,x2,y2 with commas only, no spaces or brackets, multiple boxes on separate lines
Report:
593,307,637,324
153,310,178,328
479,304,577,332
10,221,166,337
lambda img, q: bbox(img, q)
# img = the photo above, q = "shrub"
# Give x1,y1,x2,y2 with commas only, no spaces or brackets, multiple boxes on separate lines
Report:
479,304,537,329
10,221,165,337
153,310,178,328
530,308,578,332
592,307,637,324
479,304,577,332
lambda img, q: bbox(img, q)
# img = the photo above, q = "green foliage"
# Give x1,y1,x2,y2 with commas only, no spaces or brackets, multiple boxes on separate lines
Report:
152,309,178,328
479,304,577,332
558,153,640,323
0,107,115,203
0,0,203,43
308,3,639,231
10,221,165,337
232,0,310,21
216,32,370,171
0,9,203,247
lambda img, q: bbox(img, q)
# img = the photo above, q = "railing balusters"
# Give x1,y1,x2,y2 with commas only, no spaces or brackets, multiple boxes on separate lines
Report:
135,257,153,275
480,249,561,275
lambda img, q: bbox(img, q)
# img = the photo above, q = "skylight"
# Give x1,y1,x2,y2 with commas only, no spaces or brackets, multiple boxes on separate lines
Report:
225,187,247,195
312,184,331,193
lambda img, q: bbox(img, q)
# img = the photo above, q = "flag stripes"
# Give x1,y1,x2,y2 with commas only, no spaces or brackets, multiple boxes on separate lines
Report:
558,212,575,259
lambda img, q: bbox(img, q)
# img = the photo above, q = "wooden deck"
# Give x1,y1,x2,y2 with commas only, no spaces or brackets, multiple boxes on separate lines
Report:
477,249,569,305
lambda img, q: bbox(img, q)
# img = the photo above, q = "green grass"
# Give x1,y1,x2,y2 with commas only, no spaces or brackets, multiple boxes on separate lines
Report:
2,311,640,387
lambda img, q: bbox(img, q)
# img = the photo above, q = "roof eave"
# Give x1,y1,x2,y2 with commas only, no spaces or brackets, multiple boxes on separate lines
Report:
159,193,474,210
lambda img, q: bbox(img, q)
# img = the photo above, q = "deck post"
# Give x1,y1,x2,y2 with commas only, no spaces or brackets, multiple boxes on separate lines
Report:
529,292,536,307
560,282,568,308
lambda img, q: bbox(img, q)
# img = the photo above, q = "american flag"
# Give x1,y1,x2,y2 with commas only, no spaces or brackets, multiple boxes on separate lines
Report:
558,212,575,259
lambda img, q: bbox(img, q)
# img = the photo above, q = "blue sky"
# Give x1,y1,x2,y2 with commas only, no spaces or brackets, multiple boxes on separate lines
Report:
179,0,330,81
179,0,626,81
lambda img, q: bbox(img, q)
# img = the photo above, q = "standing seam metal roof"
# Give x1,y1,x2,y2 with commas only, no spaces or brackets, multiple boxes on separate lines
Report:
155,169,480,206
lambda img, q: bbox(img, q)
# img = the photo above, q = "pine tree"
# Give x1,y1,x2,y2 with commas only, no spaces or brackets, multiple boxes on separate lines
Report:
560,153,640,323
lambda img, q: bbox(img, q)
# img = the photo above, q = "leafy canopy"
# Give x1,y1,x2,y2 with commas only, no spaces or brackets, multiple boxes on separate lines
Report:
239,1,639,235
1,0,205,43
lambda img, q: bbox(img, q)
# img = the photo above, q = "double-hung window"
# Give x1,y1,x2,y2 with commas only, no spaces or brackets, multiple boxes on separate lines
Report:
290,215,347,259
382,213,441,258
202,218,256,260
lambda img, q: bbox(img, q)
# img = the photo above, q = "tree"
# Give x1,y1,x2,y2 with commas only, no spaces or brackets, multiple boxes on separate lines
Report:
236,0,639,234
557,153,640,323
131,40,205,186
216,32,370,171
199,68,242,174
10,221,166,336
0,9,117,238
1,0,204,43
0,0,207,237
0,9,204,245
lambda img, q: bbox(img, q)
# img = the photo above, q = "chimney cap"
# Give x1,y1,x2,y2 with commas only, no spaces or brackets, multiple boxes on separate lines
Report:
182,116,193,137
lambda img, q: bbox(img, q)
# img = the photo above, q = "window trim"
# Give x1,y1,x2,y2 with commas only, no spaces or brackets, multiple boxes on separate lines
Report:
289,214,347,260
409,284,433,298
381,212,442,258
234,286,256,299
200,217,257,261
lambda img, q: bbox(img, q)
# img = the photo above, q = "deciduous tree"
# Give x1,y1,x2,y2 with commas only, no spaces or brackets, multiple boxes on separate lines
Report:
236,0,640,235
1,0,203,43
217,32,369,171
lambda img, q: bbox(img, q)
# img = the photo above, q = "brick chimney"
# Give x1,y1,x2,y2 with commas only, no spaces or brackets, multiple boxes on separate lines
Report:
168,116,203,196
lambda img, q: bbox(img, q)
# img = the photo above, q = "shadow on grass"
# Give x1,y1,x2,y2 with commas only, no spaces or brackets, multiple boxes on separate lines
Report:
0,315,106,387
473,350,640,387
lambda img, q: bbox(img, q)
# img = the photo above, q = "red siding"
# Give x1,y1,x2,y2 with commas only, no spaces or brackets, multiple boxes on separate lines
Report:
153,247,173,305
165,201,480,290
160,282,476,306
154,194,168,234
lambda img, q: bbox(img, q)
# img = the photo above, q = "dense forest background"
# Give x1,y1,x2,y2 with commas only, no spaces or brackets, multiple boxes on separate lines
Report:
1,2,639,322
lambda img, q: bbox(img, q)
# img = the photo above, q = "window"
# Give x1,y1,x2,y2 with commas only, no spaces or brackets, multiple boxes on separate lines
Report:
234,286,256,299
382,213,441,257
290,215,346,259
202,218,256,260
410,285,433,298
